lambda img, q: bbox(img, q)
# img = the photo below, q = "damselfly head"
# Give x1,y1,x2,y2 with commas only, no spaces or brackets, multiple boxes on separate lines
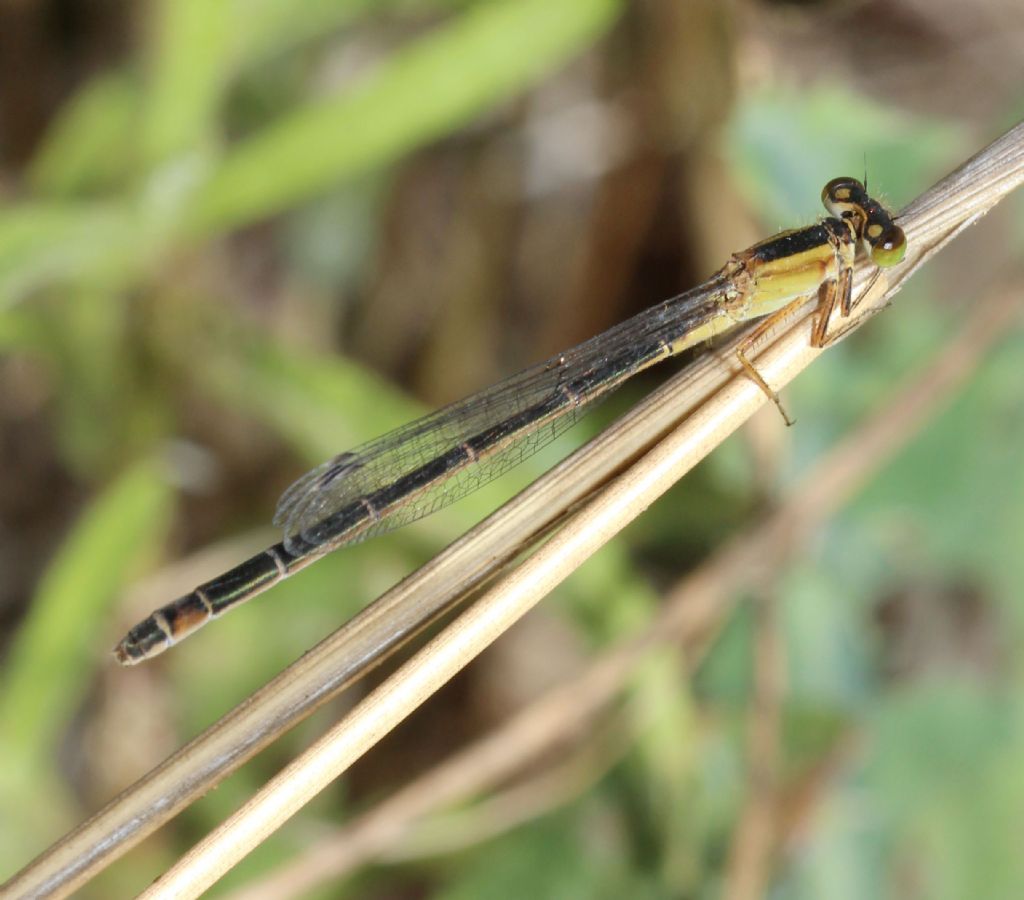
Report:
857,194,906,267
822,177,905,268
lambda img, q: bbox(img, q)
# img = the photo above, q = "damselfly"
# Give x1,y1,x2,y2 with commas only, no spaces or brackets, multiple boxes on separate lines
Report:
114,177,905,664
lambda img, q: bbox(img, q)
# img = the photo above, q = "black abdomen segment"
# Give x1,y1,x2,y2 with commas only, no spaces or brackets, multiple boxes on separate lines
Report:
114,315,706,664
113,543,301,663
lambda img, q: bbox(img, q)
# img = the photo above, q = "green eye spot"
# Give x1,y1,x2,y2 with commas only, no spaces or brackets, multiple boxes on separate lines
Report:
869,226,907,267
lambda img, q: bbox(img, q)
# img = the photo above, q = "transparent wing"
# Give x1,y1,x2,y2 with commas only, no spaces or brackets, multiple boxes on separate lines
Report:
274,279,727,554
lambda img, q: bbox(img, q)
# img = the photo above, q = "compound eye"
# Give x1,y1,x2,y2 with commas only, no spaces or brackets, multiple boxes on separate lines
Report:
868,225,907,267
821,176,865,207
822,177,868,225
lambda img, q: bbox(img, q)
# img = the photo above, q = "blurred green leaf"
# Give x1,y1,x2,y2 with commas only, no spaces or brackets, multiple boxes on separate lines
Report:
861,681,1024,900
0,307,46,351
199,331,422,462
189,0,623,231
28,74,141,197
0,460,173,767
783,564,873,709
142,0,235,164
439,812,648,900
0,203,142,308
49,288,173,474
779,786,885,900
836,330,1024,605
562,532,700,889
230,0,381,66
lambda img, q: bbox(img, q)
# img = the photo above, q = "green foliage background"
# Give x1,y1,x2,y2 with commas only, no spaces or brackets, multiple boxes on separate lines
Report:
1,1,1023,897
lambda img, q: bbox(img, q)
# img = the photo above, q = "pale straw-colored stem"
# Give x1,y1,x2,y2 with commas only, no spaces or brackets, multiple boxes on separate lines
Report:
228,268,1020,900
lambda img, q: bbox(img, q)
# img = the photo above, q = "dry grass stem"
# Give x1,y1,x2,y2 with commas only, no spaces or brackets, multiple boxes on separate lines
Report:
216,266,1015,900
230,264,1019,900
722,586,785,900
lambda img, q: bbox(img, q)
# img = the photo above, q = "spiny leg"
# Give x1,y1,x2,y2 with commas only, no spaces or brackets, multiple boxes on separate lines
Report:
815,267,892,350
733,293,818,427
815,294,893,349
841,263,865,316
733,348,794,426
809,265,850,348
735,262,852,423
